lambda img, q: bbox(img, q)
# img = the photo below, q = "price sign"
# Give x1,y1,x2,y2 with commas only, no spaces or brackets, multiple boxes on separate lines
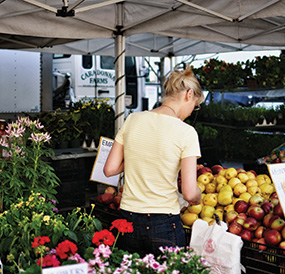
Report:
42,263,88,274
90,136,121,187
267,163,285,217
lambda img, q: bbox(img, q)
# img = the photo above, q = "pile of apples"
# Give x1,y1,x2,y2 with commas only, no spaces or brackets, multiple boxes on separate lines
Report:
95,185,123,210
180,164,285,250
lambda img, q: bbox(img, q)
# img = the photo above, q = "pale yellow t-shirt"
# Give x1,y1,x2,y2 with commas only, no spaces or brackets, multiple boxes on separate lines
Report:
115,111,201,214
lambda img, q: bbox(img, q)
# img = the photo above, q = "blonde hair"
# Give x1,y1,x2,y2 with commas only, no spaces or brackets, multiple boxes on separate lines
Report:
164,65,204,105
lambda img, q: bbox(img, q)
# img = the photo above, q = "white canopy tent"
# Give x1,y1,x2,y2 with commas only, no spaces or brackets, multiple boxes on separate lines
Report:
0,0,285,131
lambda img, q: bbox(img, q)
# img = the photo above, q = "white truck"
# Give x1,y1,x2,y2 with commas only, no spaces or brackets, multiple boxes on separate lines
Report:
52,54,151,113
0,50,41,113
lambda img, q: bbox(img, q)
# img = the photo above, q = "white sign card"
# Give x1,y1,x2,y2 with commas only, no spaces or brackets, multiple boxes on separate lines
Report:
267,163,285,217
90,136,120,187
0,258,3,274
42,263,88,274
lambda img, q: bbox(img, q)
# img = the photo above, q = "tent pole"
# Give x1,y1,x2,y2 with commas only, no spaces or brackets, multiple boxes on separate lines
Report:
114,3,125,135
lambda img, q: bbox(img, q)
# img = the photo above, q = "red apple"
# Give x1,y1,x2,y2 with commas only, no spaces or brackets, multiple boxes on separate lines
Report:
268,215,281,227
234,213,247,226
197,166,213,177
100,192,114,204
211,165,223,175
243,217,259,231
227,211,239,223
261,201,274,214
109,203,117,209
255,226,266,239
263,213,274,227
113,195,122,206
234,200,249,213
264,229,282,246
247,205,265,221
256,238,267,250
269,193,279,206
228,222,243,235
270,218,285,231
249,195,264,206
240,229,253,241
273,203,284,217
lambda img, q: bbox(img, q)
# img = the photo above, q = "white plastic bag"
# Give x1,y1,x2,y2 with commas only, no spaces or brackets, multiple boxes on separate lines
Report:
190,219,243,274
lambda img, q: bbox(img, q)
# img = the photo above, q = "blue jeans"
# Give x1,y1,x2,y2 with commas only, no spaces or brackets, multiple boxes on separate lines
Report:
118,209,186,257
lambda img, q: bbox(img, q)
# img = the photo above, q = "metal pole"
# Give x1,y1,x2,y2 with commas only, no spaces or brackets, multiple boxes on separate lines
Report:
114,3,125,134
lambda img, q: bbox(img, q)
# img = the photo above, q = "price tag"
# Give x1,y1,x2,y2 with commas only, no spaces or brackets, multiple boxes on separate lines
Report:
42,263,88,274
267,163,285,217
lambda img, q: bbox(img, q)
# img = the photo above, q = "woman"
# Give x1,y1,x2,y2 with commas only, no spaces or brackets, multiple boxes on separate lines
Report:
103,65,204,256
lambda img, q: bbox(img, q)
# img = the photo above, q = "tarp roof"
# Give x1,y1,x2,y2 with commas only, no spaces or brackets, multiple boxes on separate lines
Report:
1,0,285,53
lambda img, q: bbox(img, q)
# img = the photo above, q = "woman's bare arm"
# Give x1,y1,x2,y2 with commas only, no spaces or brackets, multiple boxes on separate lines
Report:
103,141,124,177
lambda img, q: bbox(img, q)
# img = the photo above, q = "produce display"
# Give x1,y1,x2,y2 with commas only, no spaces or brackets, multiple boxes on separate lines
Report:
180,164,285,251
95,185,123,210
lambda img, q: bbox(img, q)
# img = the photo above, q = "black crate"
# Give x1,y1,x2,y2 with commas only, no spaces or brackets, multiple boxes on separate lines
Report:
241,240,285,274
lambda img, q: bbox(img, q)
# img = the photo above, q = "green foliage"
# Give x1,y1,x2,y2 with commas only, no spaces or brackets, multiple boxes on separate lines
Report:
0,194,102,273
0,117,60,210
38,98,115,148
192,53,285,91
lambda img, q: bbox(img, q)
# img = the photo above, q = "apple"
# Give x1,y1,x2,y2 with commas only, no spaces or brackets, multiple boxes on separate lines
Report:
249,170,257,177
279,241,285,255
269,192,279,206
270,218,285,231
264,229,282,246
261,201,274,214
282,226,285,240
234,200,249,213
227,210,238,223
197,167,212,177
100,192,114,204
225,168,237,180
211,164,223,175
249,194,264,206
263,213,274,227
105,186,117,195
268,215,281,228
240,229,253,241
197,174,210,185
256,238,267,250
255,226,266,238
109,203,117,209
243,217,259,231
228,222,243,235
236,168,246,173
273,203,284,217
113,195,122,206
247,205,265,221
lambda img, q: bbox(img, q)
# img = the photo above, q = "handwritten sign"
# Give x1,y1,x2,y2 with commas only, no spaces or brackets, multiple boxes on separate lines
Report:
42,263,88,274
267,163,285,217
90,136,120,187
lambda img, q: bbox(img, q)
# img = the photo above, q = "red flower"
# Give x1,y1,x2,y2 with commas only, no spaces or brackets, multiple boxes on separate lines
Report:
92,229,116,246
37,254,60,268
56,240,78,259
110,219,133,234
31,236,51,248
